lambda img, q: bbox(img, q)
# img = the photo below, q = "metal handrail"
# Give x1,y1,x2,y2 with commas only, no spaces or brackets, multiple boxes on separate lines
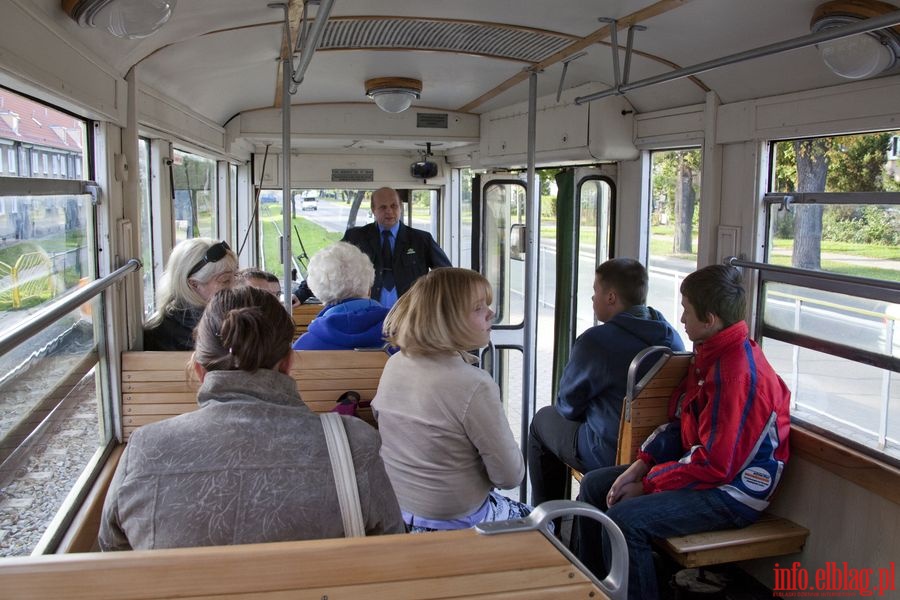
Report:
0,258,141,359
576,9,900,105
476,500,629,600
725,256,900,293
289,0,335,93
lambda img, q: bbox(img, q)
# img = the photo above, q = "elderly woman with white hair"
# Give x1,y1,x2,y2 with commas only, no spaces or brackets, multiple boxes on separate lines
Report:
293,242,389,351
144,238,238,351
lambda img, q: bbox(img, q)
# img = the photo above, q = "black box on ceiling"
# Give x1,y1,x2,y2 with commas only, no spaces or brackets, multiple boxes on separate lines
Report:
411,160,439,179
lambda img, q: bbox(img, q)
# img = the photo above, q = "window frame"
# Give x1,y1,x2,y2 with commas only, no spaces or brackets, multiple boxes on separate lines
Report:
758,182,900,464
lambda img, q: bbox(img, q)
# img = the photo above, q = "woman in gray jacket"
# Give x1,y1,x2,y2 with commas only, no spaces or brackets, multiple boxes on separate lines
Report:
100,286,404,550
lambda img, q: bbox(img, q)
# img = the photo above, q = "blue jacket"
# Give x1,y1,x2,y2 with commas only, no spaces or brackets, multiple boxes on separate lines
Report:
556,306,684,469
293,298,389,351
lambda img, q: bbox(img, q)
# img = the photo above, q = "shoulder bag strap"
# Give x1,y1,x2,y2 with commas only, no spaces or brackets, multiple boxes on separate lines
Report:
320,412,366,537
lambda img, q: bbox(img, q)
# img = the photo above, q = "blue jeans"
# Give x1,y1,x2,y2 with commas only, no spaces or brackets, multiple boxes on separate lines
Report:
575,465,756,600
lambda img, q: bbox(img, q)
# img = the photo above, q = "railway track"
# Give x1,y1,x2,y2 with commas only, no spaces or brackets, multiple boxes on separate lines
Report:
0,321,99,556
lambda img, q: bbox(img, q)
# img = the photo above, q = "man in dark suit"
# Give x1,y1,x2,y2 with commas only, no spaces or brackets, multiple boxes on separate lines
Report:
295,187,450,307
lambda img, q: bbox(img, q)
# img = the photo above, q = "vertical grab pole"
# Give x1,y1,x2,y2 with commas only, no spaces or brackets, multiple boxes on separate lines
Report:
520,69,540,500
281,56,293,313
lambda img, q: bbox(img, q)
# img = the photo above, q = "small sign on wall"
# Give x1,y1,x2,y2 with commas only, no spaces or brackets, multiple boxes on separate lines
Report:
717,225,741,263
332,168,374,182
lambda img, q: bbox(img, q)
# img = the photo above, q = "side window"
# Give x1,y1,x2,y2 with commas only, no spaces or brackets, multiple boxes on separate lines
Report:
172,149,217,242
763,132,900,460
0,87,109,556
648,147,702,343
138,138,155,317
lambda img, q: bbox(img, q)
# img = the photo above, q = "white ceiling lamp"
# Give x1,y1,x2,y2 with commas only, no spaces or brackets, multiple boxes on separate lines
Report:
62,0,177,39
365,77,422,113
811,0,900,79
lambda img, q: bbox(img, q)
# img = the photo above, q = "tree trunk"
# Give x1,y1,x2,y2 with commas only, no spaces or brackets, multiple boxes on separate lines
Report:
792,139,830,270
674,155,696,254
346,190,366,229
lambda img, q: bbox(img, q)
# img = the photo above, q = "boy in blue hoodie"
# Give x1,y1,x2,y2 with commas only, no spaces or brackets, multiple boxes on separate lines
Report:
527,258,684,505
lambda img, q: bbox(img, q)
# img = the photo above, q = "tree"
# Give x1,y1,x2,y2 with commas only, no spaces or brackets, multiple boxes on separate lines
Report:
650,149,701,253
792,139,830,269
827,133,891,193
344,190,367,229
674,152,699,253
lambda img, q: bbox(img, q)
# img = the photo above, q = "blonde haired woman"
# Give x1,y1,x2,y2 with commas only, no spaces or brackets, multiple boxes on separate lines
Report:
144,238,238,350
373,268,530,532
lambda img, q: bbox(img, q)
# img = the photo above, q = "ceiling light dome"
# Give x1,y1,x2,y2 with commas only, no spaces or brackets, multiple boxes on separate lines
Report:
62,0,177,39
811,0,900,79
365,77,422,113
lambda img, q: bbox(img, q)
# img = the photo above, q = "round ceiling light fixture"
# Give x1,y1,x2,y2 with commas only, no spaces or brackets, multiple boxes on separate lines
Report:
62,0,177,39
365,77,422,113
811,0,900,79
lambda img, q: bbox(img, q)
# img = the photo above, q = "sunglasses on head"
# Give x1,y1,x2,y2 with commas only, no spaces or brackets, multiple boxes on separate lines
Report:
187,241,231,279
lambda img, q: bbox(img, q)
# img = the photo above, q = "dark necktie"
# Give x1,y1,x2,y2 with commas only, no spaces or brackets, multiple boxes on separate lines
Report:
381,230,395,291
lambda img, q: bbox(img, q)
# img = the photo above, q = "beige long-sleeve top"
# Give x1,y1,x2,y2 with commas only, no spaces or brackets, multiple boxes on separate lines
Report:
372,351,525,519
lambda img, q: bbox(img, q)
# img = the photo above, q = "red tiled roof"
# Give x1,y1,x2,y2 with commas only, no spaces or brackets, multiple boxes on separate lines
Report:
0,90,84,153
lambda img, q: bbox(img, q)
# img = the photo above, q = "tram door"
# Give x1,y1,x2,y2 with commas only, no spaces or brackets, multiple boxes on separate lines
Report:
475,167,615,500
473,173,529,498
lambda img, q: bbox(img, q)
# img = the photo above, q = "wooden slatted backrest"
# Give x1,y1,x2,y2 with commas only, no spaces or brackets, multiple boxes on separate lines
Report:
615,346,693,465
121,350,388,441
292,302,323,337
0,528,608,600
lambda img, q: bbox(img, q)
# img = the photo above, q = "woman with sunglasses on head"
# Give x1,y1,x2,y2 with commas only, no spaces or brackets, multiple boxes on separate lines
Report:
101,286,404,549
144,238,238,351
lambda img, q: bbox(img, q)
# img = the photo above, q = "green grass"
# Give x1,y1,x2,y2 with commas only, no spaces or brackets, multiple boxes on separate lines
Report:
767,254,900,282
772,238,900,260
259,206,342,272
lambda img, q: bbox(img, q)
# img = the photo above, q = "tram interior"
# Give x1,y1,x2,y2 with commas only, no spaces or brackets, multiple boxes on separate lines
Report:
0,0,899,597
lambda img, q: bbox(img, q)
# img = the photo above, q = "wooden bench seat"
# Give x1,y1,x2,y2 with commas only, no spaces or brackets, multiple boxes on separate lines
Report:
657,513,810,569
574,346,809,569
292,302,322,338
3,525,610,599
121,349,387,439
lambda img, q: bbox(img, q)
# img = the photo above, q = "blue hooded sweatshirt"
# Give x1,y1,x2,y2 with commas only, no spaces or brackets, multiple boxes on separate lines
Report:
292,298,389,351
555,305,684,470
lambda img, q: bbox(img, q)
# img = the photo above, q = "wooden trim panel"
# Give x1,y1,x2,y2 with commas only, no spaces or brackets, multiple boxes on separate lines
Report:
790,425,900,507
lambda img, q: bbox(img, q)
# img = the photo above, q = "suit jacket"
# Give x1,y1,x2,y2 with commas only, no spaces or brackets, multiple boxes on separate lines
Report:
343,222,451,299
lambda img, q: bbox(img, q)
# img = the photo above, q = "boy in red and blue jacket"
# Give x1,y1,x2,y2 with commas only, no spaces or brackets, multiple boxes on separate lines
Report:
574,264,791,600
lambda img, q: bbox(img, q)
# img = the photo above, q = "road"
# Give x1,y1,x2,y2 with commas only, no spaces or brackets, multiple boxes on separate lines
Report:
300,199,371,233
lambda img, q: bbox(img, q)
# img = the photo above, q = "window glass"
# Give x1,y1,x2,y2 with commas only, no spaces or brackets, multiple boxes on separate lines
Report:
764,132,900,459
648,148,701,343
0,297,105,556
459,168,474,270
769,133,899,279
172,149,216,242
229,163,238,244
409,189,438,238
138,138,155,317
0,90,105,555
483,181,526,326
575,178,612,334
257,189,345,280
